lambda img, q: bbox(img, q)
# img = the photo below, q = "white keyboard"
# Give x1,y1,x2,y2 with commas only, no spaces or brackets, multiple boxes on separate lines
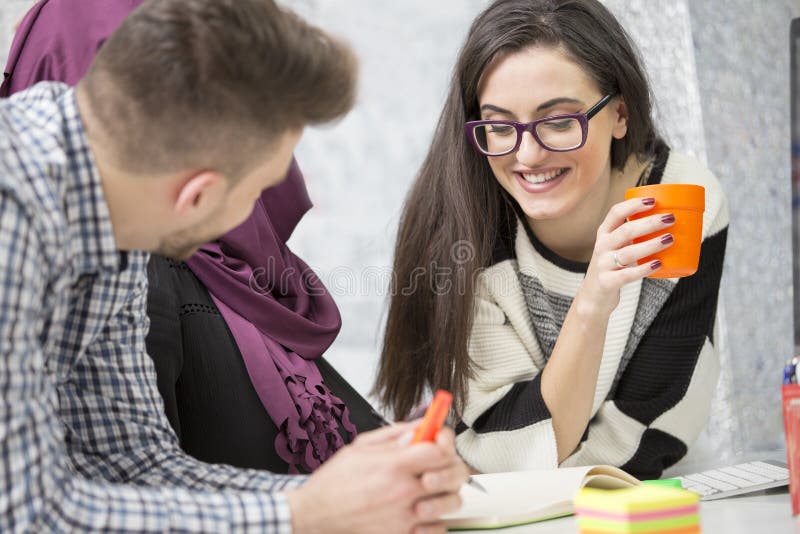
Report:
675,459,789,501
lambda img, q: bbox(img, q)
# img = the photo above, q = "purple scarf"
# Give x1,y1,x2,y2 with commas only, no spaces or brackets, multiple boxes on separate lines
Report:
1,0,356,473
1,0,144,97
187,160,356,473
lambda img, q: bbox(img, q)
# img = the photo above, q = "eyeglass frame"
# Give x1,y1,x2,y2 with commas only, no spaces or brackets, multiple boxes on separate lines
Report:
464,94,615,156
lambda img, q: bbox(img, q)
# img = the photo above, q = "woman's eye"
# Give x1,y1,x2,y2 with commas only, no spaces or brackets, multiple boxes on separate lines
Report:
488,125,514,135
542,120,575,131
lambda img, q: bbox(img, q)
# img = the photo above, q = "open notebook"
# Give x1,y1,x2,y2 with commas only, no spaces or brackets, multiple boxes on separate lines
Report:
443,465,640,530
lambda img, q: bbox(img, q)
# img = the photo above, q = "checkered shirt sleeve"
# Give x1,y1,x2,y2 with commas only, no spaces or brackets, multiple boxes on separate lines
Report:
0,84,306,533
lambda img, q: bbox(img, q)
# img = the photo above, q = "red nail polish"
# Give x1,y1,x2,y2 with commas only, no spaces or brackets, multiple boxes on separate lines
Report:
650,260,662,270
642,198,655,206
660,234,674,245
661,214,675,224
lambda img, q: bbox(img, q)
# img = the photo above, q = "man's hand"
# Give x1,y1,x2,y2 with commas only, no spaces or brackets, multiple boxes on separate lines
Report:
286,422,469,534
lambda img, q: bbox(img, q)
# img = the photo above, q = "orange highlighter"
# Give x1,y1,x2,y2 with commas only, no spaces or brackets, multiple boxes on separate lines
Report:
411,390,487,493
412,390,453,443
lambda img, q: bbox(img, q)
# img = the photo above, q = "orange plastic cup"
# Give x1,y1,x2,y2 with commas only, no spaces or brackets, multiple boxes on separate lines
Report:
624,184,705,279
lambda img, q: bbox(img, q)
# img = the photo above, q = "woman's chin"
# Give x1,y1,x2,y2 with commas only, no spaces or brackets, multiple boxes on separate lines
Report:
514,198,574,223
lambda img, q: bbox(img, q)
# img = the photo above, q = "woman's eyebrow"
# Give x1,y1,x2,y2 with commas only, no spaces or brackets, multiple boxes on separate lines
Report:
536,97,584,111
480,97,585,116
479,103,513,115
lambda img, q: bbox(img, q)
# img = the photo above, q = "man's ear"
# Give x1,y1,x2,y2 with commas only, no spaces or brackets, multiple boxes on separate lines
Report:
173,171,226,216
611,97,629,140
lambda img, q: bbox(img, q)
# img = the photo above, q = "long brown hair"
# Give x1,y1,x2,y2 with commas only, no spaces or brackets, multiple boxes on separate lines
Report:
375,0,661,420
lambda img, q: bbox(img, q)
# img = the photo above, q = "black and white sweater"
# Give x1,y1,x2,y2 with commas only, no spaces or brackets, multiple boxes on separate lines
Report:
455,147,728,479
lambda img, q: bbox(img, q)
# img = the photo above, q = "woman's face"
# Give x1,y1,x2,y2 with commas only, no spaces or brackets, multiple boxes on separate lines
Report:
477,46,628,222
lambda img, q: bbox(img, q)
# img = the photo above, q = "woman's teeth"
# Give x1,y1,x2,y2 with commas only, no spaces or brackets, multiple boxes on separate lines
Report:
521,168,566,184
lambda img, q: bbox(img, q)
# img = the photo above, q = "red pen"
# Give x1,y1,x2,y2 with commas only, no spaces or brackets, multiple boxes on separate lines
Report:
411,390,487,493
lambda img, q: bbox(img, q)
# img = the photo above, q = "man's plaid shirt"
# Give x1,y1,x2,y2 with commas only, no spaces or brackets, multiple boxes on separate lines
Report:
0,82,303,532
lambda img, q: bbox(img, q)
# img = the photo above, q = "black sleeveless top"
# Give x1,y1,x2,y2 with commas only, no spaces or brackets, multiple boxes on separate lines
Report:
144,254,386,473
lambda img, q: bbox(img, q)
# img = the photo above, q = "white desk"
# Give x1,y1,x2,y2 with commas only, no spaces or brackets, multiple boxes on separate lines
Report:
458,451,800,534
458,489,798,533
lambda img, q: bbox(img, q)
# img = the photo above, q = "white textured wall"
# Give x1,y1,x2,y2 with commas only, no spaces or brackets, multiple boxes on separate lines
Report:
689,0,800,457
0,1,29,64
0,1,797,461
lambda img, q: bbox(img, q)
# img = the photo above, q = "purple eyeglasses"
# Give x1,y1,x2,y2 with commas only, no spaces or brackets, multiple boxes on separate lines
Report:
464,94,614,156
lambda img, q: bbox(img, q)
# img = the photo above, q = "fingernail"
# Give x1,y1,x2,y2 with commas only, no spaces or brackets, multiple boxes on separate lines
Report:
650,260,662,270
660,234,674,245
642,197,655,206
661,214,675,224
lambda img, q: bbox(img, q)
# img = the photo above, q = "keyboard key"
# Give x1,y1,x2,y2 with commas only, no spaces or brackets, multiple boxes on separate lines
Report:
685,483,716,496
677,477,703,489
736,463,786,481
719,466,772,484
701,469,760,488
684,473,737,491
752,461,790,477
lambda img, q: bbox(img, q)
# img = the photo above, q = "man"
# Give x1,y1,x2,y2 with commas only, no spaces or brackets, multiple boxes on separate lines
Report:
0,0,468,532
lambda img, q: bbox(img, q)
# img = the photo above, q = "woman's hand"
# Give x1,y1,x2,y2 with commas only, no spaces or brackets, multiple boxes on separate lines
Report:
579,197,675,317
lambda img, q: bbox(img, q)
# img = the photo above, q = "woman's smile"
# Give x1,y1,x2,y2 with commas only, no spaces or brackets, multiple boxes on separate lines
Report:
513,166,571,193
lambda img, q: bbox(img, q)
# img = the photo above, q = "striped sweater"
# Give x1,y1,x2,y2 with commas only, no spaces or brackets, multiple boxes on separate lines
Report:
455,147,729,479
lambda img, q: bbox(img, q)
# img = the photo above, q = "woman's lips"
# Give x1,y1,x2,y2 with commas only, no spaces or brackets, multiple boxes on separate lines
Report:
514,168,570,193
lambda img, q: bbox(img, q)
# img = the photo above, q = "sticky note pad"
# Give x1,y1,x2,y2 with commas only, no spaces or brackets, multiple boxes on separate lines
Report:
575,485,699,514
574,486,700,533
578,528,701,534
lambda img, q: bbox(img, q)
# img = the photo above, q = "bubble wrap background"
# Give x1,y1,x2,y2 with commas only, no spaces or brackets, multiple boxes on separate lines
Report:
1,0,798,462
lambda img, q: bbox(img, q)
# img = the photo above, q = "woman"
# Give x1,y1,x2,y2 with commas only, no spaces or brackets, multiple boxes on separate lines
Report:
376,0,728,479
5,0,384,475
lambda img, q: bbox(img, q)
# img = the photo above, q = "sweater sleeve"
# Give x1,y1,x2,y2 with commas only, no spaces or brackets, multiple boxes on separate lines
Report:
561,224,726,479
560,170,729,479
455,263,560,473
457,223,726,477
457,154,729,477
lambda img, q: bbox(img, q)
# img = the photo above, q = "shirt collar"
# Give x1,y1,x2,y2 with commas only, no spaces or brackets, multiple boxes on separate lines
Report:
58,88,125,275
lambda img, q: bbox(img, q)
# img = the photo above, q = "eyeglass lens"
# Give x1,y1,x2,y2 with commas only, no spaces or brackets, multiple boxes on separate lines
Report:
472,117,583,155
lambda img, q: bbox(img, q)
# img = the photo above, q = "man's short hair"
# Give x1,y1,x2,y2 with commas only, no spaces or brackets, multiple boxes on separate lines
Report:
83,0,357,178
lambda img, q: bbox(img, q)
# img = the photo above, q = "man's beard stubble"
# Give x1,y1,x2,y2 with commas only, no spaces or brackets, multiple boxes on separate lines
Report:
154,228,209,261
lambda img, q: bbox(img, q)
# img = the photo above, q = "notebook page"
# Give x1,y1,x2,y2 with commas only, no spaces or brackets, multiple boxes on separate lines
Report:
443,465,605,527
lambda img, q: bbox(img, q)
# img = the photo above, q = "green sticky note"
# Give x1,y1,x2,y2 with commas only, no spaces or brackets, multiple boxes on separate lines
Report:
642,478,683,489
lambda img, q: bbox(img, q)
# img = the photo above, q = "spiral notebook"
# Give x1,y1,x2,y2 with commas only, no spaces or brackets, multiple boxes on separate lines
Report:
443,465,640,530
